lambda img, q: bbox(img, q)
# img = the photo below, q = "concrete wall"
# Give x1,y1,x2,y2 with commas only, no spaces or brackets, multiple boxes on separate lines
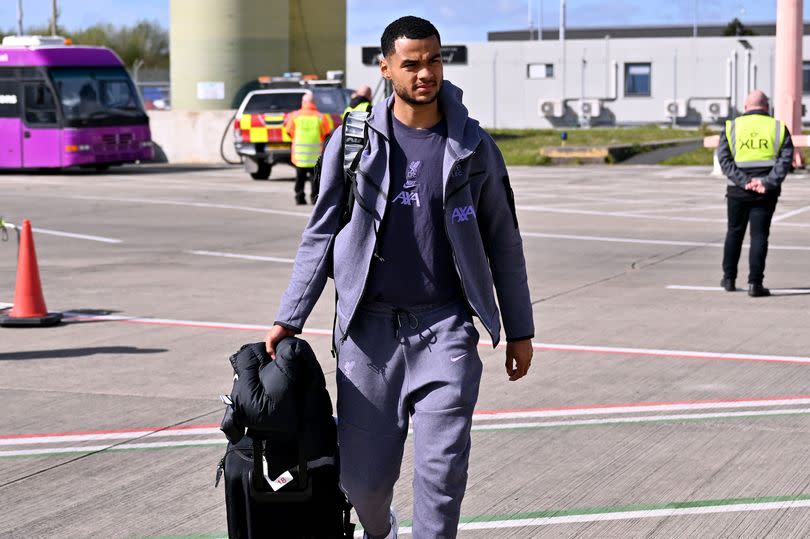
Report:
346,35,810,129
148,110,241,164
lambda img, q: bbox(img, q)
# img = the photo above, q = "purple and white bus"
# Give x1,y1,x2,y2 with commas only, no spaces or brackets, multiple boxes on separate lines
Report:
0,36,153,170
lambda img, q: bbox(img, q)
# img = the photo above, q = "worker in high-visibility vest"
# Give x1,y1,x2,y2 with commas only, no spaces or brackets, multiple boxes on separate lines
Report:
717,90,794,297
284,91,334,204
343,84,372,117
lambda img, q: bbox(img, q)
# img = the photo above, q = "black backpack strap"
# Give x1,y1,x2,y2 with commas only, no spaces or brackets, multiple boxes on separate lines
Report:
330,111,370,359
338,110,370,229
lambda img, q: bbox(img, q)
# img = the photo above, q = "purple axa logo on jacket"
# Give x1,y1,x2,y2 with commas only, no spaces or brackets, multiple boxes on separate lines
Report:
451,205,476,223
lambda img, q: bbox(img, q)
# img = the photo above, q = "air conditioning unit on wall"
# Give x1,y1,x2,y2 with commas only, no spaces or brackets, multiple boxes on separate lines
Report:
538,99,564,118
577,99,601,119
664,99,687,119
704,100,730,122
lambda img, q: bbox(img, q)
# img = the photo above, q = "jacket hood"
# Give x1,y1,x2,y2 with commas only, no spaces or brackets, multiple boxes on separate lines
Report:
367,80,481,159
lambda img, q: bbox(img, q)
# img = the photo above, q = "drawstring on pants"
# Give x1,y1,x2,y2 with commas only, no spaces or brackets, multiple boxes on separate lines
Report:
392,308,419,340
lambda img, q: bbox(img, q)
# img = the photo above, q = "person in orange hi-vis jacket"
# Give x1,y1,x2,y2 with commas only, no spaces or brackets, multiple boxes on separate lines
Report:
283,91,334,204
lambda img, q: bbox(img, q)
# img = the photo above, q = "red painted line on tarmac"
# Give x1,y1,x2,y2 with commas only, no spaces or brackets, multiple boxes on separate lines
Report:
57,312,810,366
473,395,810,415
6,395,810,441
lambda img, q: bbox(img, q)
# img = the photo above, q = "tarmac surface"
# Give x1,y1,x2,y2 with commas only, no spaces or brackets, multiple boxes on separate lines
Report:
1,162,810,538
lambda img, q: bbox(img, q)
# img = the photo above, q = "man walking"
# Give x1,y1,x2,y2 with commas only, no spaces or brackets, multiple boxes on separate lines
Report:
284,91,333,204
266,16,534,538
717,90,794,297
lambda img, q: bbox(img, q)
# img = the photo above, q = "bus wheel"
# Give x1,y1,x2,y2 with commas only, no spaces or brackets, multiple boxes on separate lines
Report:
250,161,271,180
94,164,110,172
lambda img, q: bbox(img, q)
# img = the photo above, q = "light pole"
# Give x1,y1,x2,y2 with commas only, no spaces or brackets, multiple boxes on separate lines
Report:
50,0,58,35
17,0,23,36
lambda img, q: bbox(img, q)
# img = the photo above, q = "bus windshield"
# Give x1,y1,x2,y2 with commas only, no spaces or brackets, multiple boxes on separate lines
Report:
49,66,147,127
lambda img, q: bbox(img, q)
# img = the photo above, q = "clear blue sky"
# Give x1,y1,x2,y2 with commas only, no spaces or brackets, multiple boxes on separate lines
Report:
1,0,806,44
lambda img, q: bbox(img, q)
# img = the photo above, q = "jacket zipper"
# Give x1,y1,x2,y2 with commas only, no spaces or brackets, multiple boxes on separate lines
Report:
443,150,487,330
338,122,388,345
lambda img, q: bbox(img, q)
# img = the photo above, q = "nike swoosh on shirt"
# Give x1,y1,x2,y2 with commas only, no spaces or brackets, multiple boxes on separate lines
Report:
450,354,468,363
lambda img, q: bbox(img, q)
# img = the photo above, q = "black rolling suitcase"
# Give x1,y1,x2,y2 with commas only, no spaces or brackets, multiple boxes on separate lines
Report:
216,339,355,539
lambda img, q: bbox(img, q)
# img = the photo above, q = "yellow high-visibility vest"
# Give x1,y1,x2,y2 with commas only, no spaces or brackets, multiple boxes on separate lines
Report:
291,113,324,168
725,114,786,169
342,100,371,118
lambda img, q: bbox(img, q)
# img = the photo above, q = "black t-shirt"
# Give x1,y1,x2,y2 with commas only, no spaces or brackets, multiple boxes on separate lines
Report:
363,114,462,306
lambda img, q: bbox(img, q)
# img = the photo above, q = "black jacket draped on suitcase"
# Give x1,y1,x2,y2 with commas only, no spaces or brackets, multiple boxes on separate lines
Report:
218,338,354,538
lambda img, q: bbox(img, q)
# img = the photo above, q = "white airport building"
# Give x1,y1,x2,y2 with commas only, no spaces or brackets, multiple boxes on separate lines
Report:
346,23,810,129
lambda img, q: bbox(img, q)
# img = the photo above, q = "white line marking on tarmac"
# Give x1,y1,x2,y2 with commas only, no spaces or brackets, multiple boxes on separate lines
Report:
6,408,810,457
187,250,295,264
668,285,810,295
618,204,726,215
773,205,810,222
524,232,810,251
472,397,810,421
31,227,122,244
449,500,810,533
0,427,222,446
8,396,808,447
515,204,725,223
515,205,810,228
470,408,810,431
70,195,311,218
0,438,225,457
523,232,713,247
53,312,810,365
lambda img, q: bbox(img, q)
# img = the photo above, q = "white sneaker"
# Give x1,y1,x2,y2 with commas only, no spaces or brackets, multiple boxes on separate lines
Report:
363,508,398,539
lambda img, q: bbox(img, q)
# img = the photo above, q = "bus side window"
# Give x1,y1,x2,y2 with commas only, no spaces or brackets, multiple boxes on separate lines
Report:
24,83,57,125
0,80,20,118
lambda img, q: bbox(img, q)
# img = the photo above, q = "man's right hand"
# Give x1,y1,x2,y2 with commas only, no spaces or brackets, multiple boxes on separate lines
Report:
265,324,295,359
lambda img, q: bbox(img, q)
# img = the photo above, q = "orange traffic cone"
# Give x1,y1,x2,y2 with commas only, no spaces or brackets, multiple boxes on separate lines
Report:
0,219,62,327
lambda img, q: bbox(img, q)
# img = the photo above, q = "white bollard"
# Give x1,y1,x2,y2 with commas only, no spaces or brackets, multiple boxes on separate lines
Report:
711,149,723,177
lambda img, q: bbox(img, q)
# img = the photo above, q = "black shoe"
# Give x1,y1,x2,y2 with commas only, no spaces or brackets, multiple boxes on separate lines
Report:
295,197,306,205
748,283,771,297
721,277,736,292
310,195,318,205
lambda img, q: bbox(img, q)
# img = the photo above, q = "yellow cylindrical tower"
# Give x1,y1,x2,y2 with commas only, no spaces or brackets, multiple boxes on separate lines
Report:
170,0,290,110
289,0,346,76
170,0,347,111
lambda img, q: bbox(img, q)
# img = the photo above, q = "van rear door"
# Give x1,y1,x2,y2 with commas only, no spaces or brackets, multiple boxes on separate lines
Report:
0,78,22,168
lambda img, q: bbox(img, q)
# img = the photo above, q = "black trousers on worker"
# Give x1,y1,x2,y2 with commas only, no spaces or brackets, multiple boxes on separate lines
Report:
294,166,317,204
722,195,778,284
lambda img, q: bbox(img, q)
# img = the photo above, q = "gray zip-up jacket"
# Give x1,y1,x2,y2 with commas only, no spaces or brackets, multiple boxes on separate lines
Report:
275,81,534,347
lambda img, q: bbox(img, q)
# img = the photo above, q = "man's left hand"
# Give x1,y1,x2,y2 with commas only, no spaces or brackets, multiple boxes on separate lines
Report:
505,339,533,381
745,178,766,194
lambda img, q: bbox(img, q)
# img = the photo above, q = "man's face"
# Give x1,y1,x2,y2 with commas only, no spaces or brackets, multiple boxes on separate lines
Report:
380,36,443,106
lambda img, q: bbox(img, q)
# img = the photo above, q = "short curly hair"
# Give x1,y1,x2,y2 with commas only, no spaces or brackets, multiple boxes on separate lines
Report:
380,16,441,58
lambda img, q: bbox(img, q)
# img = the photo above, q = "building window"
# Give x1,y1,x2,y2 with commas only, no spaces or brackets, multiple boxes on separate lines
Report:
625,63,651,97
803,61,810,95
527,63,554,79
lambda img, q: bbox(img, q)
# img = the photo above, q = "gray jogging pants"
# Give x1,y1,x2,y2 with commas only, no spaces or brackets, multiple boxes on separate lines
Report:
336,300,482,539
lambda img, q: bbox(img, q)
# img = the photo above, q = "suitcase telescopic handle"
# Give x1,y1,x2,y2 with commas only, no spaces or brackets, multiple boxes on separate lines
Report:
249,438,314,503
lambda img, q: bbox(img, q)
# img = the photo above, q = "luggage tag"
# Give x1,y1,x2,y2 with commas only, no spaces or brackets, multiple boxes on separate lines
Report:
262,455,295,491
